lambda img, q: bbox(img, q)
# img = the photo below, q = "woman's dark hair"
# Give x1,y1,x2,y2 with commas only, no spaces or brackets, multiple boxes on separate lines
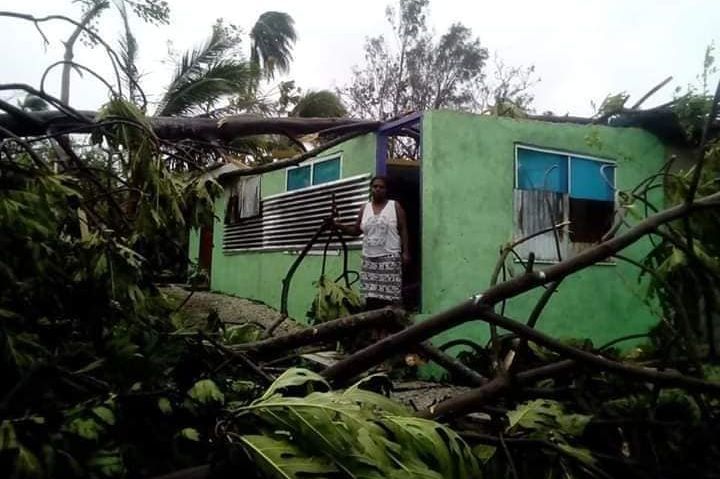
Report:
370,175,388,187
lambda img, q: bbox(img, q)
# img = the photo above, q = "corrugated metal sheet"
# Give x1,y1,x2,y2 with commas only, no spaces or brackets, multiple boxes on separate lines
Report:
223,174,369,252
514,189,568,261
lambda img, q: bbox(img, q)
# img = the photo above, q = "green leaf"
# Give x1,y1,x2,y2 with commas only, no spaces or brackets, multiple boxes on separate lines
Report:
66,417,103,440
557,443,597,466
380,416,481,479
92,405,116,426
255,368,329,403
188,379,225,405
240,435,340,478
473,444,497,464
224,323,263,345
242,383,478,478
0,420,18,451
506,399,591,438
16,446,42,478
157,397,173,415
87,448,125,478
180,428,200,442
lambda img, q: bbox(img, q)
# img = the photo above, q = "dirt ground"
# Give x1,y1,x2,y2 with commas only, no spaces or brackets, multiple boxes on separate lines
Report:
160,285,468,411
161,284,300,335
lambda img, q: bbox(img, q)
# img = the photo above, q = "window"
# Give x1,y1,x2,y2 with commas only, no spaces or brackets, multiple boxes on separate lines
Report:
514,146,616,261
225,175,261,224
287,166,311,191
312,157,341,185
286,155,341,191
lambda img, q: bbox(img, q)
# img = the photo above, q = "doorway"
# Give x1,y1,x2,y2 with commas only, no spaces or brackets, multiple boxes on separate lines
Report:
387,162,421,311
198,225,213,281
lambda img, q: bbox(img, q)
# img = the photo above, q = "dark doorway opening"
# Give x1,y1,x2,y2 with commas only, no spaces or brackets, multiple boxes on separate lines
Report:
387,162,421,311
198,225,213,281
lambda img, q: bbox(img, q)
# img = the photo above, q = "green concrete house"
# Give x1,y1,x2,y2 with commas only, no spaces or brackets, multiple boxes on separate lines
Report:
189,110,671,347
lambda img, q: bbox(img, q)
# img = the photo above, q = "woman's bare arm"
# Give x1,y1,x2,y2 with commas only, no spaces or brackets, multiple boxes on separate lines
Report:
334,204,364,236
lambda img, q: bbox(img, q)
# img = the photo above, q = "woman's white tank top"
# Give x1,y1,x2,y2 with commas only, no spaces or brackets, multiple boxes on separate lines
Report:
360,200,401,257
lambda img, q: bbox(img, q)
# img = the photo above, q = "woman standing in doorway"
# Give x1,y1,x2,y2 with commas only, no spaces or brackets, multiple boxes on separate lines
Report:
335,176,410,309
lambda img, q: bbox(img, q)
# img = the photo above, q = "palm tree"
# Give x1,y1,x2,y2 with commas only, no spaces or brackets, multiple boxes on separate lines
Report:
291,90,347,117
156,13,296,117
155,23,256,117
250,12,296,79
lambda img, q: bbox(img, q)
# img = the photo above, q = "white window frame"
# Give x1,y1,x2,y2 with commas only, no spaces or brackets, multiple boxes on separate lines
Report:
286,153,343,192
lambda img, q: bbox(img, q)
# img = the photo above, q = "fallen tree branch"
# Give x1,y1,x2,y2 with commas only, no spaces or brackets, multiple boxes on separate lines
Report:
0,107,378,143
414,342,487,386
321,191,720,384
477,309,720,393
234,308,405,358
419,360,576,419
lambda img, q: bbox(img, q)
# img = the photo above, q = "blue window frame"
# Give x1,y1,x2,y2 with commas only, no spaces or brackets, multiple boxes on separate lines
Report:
514,145,617,257
286,155,342,191
515,147,615,199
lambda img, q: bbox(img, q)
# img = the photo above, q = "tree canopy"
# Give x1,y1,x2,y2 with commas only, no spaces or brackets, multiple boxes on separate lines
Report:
341,0,537,119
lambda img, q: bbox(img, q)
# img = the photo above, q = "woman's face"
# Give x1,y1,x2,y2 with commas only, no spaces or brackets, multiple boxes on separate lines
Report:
371,179,387,201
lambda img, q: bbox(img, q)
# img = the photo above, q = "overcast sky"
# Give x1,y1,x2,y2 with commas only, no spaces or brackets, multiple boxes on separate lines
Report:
1,0,718,116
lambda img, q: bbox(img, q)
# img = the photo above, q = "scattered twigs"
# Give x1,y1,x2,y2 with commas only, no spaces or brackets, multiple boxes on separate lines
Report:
498,431,520,479
460,431,617,479
199,333,274,385
0,125,50,170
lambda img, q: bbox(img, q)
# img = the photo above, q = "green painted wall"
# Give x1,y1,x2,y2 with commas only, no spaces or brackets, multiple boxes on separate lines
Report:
420,111,666,348
205,133,377,321
188,228,200,266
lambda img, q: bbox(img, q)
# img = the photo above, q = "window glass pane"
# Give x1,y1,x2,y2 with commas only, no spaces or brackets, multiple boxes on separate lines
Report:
516,149,568,193
312,157,340,185
569,157,615,201
287,165,311,191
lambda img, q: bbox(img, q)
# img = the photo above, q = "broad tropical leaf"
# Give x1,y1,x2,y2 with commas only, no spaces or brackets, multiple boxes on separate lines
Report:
380,416,481,479
240,435,341,478
254,368,330,403
237,369,481,479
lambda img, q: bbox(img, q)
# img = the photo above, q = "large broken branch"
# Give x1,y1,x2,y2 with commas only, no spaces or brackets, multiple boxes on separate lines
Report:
234,308,404,358
321,191,720,384
0,107,377,142
419,360,576,419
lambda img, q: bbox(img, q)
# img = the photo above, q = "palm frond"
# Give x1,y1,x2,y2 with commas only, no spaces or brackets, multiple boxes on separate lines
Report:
250,11,296,79
156,24,255,117
117,1,141,104
157,61,256,117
